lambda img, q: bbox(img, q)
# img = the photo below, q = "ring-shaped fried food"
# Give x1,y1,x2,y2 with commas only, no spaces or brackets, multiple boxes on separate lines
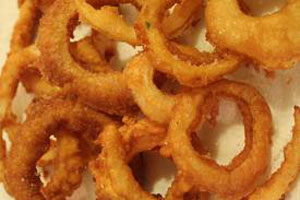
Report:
92,122,210,200
0,1,59,183
126,57,256,174
205,0,300,69
75,0,201,45
167,80,272,199
135,0,241,87
38,0,136,115
4,0,61,99
247,106,300,200
4,98,115,200
21,33,115,97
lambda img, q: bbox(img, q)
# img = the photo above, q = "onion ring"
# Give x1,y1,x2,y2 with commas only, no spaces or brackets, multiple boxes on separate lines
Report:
4,98,115,200
38,0,136,115
135,0,241,87
75,0,201,45
125,54,233,127
247,106,300,200
21,33,115,97
0,0,42,180
167,80,272,199
93,118,212,199
205,0,300,69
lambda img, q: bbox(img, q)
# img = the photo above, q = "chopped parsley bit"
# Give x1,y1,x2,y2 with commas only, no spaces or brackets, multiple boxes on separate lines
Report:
145,21,151,29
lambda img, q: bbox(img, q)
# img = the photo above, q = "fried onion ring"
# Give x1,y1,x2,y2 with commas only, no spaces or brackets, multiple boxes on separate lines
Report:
93,120,212,200
135,0,241,87
247,106,300,200
205,0,300,69
38,0,136,115
167,80,272,199
4,98,115,200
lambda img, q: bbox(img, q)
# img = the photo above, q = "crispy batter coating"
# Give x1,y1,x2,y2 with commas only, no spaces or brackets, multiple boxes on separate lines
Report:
206,0,300,69
75,0,202,45
167,80,272,199
38,0,136,115
4,98,115,200
135,0,241,87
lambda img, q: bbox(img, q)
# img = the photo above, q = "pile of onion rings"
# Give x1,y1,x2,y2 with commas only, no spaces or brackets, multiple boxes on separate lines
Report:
0,0,299,199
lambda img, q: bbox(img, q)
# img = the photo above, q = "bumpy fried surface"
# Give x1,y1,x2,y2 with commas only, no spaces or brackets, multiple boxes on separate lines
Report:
206,0,300,69
4,98,115,200
1,0,300,199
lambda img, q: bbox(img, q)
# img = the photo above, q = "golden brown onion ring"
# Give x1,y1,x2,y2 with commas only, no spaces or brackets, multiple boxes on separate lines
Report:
125,53,251,155
135,0,241,87
93,119,212,199
247,106,300,200
38,0,136,115
75,0,201,45
5,0,60,99
205,0,300,69
167,80,272,199
0,44,53,181
4,98,115,200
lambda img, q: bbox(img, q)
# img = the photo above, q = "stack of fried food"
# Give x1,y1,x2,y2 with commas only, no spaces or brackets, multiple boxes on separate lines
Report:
0,0,299,199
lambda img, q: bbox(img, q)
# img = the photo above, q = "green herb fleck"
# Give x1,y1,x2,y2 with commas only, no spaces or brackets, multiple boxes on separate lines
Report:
145,21,151,29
